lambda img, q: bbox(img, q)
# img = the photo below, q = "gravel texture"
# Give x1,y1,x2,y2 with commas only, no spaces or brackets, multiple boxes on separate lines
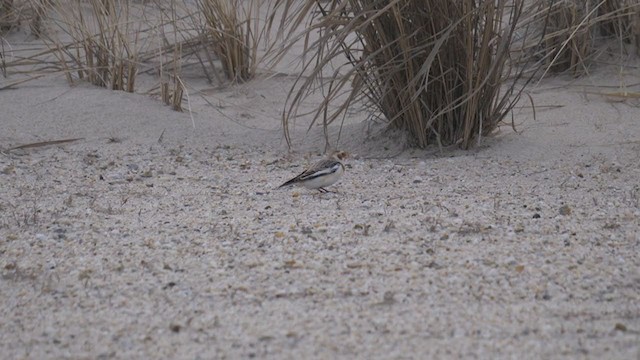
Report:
1,68,639,359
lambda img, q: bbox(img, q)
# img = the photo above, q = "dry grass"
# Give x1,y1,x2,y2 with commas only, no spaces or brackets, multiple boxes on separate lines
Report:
151,1,188,111
2,0,638,151
197,0,254,81
3,0,310,95
1,0,22,78
31,0,145,91
521,0,640,77
159,40,185,111
599,0,640,50
0,34,7,78
540,1,595,76
1,0,17,34
195,0,313,82
1,0,42,78
283,0,533,149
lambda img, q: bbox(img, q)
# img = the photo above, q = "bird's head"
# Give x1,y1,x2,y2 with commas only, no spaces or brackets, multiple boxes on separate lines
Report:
330,150,348,161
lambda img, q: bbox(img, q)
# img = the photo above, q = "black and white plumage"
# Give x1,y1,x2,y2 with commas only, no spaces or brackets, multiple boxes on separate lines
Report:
278,151,347,193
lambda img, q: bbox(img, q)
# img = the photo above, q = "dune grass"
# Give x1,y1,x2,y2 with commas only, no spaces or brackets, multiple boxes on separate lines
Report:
520,0,640,78
1,0,17,33
195,0,314,82
282,0,536,149
33,0,145,91
10,0,310,95
2,0,638,149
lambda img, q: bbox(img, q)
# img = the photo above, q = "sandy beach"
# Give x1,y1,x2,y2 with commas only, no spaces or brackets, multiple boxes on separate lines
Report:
1,10,640,359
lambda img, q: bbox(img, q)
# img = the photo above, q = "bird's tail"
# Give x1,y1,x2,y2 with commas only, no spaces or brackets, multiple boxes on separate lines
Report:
278,178,297,188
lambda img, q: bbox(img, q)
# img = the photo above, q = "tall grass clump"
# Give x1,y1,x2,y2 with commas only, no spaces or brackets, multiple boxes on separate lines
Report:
157,10,185,112
33,0,144,92
283,0,532,149
538,0,595,76
0,0,11,77
1,0,43,36
197,0,254,81
523,0,602,77
522,0,640,78
599,0,640,52
195,0,315,83
1,0,16,33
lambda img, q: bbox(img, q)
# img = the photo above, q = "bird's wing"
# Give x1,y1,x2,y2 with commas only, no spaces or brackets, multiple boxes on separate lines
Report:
297,159,342,181
279,159,342,187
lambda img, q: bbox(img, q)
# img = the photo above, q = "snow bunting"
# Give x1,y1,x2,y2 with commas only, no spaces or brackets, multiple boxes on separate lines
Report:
279,151,347,193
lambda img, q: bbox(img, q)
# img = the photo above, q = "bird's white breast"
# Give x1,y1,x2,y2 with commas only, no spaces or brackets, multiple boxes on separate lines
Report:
301,164,344,189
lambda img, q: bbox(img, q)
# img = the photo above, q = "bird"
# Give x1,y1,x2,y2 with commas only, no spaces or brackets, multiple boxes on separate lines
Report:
278,151,347,193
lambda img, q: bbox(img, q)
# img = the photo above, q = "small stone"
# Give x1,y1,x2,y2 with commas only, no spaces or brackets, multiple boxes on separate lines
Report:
108,172,124,180
614,323,627,332
169,324,181,333
1,165,15,175
559,205,572,216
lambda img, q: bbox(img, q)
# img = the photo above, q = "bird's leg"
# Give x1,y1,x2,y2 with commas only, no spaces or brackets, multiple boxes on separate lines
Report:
318,188,340,194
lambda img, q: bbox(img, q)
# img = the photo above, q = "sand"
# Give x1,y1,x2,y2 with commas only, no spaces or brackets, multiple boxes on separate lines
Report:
1,29,640,360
